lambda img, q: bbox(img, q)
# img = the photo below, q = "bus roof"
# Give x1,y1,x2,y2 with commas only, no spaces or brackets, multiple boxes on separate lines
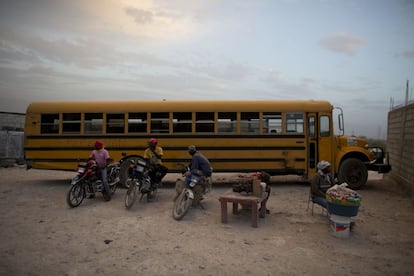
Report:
26,100,333,113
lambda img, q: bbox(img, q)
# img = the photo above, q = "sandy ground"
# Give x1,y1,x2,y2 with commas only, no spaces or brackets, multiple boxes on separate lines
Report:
0,166,413,276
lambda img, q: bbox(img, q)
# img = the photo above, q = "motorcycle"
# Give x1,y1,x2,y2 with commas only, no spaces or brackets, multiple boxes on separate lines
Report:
172,167,211,220
124,158,158,209
66,159,120,208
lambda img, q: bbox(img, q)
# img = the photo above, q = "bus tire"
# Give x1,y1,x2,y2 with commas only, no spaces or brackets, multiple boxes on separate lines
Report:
338,158,368,190
119,156,141,188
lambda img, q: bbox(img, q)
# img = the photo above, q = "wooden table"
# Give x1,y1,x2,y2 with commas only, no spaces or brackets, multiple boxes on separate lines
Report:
218,190,267,228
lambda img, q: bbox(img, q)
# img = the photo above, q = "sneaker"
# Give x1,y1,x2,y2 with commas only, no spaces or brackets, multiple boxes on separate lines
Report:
104,196,111,202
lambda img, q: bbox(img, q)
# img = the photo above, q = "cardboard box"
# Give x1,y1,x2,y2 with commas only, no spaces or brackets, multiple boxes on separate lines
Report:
252,177,263,198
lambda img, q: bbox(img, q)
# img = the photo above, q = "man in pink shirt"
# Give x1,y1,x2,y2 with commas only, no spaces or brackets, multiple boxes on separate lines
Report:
89,140,111,201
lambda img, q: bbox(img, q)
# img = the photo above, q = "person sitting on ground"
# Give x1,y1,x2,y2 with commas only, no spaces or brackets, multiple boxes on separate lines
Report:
310,160,335,209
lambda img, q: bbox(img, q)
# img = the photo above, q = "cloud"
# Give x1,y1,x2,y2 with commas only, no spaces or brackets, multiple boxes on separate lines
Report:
125,7,154,25
0,27,181,74
0,28,112,68
318,33,367,56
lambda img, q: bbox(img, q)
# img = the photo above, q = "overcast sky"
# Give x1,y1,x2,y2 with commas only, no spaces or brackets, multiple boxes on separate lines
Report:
1,0,413,138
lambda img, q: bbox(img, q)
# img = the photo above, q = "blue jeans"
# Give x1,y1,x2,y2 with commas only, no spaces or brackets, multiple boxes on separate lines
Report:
99,167,111,199
312,196,327,209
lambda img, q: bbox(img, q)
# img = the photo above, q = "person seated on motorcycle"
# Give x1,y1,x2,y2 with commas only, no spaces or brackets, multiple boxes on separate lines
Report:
185,145,212,192
187,145,212,176
143,138,168,187
89,140,112,201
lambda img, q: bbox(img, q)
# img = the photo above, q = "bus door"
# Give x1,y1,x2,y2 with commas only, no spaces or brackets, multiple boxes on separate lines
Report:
307,112,334,179
307,113,317,178
317,112,334,167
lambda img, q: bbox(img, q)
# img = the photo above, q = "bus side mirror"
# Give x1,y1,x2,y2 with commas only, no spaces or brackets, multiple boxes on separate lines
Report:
334,106,344,136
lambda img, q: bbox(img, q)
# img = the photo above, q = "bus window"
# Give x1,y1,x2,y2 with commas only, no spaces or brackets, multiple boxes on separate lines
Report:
62,113,81,134
308,116,315,138
107,113,125,134
320,115,330,137
128,113,147,133
40,114,59,134
240,112,259,134
173,112,192,133
218,112,237,133
286,112,304,133
196,112,214,133
263,112,282,134
150,112,169,133
84,113,103,134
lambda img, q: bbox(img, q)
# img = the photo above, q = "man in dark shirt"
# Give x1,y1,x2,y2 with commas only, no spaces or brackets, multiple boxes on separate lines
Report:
187,145,212,177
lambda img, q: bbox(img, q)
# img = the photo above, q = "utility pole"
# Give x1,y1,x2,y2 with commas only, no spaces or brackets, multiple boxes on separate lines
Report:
405,80,409,106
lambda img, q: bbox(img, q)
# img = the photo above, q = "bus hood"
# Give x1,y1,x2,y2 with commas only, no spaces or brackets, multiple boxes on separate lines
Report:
337,136,369,149
336,135,375,161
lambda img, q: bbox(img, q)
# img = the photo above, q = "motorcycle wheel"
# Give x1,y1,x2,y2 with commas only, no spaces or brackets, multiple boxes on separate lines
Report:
66,183,85,208
107,164,120,187
125,183,138,209
172,190,192,221
109,182,117,195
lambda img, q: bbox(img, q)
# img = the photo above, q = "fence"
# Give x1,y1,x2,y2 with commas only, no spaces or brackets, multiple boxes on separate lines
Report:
387,102,414,199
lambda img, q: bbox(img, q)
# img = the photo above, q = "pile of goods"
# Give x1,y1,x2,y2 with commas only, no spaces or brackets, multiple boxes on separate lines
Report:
326,184,361,206
233,172,269,197
326,184,361,217
232,173,259,194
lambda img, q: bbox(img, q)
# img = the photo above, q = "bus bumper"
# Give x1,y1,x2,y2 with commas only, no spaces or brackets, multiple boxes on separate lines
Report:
365,163,391,173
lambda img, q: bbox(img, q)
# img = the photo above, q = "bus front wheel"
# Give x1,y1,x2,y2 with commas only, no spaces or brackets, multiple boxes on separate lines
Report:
338,158,368,190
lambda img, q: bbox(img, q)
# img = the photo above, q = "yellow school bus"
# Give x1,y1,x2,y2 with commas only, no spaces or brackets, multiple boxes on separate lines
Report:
24,100,391,189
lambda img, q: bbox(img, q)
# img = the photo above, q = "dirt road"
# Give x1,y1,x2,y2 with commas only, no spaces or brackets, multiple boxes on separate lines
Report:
0,167,413,275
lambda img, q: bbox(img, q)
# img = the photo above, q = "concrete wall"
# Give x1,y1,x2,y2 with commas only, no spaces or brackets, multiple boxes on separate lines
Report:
0,112,25,166
387,103,414,198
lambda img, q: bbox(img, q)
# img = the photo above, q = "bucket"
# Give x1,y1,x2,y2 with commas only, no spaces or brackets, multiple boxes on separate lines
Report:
330,214,351,238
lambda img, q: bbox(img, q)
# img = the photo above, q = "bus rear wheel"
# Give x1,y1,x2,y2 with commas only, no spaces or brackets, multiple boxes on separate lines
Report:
338,158,368,190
